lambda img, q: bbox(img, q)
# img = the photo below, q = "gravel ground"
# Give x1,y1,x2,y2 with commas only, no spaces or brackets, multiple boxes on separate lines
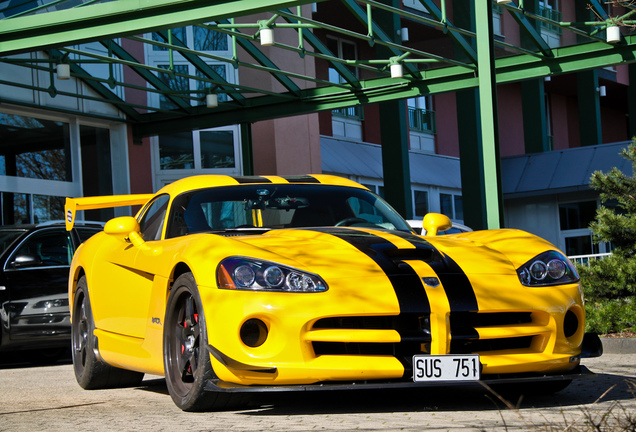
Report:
0,353,634,432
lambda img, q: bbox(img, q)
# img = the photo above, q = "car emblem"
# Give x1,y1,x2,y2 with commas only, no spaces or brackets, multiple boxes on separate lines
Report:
422,277,440,288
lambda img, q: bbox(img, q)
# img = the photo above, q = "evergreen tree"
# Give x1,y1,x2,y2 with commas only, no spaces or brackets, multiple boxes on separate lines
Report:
578,141,636,334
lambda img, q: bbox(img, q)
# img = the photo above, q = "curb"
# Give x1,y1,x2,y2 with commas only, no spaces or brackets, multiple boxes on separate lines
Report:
600,337,636,355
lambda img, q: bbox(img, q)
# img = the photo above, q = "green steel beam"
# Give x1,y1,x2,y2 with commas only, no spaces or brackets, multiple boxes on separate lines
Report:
46,49,142,121
521,79,549,154
475,0,502,230
506,3,553,57
376,0,412,220
154,30,248,103
241,122,254,176
103,39,192,112
587,0,610,20
215,19,302,96
276,10,360,88
133,34,636,139
340,0,422,78
0,0,322,56
630,64,636,139
577,69,602,146
416,0,477,64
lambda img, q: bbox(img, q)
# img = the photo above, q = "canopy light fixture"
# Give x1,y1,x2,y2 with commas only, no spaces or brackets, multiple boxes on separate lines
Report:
597,86,607,97
400,27,409,42
606,25,620,43
260,28,274,46
390,63,403,79
206,93,218,108
56,63,70,80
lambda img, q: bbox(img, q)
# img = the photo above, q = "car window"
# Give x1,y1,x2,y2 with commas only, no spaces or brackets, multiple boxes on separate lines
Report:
0,229,26,255
138,195,170,241
76,228,102,243
165,185,412,238
9,230,73,268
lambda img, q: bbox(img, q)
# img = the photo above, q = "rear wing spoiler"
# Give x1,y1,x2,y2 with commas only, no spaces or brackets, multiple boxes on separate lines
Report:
65,194,154,231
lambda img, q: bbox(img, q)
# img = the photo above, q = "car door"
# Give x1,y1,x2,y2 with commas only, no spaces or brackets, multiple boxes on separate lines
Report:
89,195,170,339
2,228,73,344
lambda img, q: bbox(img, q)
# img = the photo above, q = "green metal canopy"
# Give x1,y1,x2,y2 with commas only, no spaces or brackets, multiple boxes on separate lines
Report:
0,0,635,228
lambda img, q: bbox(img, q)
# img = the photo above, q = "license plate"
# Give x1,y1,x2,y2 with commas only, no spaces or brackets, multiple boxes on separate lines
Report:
412,355,480,382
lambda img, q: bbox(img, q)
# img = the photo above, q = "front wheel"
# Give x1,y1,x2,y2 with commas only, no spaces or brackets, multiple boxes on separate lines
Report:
72,276,144,389
163,272,246,411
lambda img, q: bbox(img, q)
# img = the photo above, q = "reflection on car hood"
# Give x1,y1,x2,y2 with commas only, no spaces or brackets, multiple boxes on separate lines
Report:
231,227,521,276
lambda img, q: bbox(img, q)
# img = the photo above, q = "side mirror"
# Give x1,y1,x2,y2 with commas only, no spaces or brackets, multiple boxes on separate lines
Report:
104,217,146,248
422,213,452,236
105,216,140,236
11,254,41,269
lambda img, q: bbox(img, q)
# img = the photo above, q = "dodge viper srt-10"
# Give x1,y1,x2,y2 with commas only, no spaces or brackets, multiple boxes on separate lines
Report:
65,175,601,411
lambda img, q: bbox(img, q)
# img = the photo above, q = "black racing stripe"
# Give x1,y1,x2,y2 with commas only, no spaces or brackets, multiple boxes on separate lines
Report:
388,231,479,313
310,228,430,376
232,176,272,184
283,175,321,183
311,228,431,314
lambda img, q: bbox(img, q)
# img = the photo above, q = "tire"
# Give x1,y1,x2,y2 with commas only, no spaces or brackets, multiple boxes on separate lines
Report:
71,276,144,389
163,272,247,412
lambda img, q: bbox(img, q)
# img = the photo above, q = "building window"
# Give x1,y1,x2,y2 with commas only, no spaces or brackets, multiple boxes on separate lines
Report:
157,128,238,172
440,193,463,221
402,0,428,13
539,0,561,47
147,27,241,184
413,190,429,217
559,200,601,256
0,192,65,225
493,4,503,36
327,37,362,140
408,97,436,153
0,113,71,182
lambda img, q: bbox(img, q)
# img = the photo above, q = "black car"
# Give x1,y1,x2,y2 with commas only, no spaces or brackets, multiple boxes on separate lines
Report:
0,221,102,362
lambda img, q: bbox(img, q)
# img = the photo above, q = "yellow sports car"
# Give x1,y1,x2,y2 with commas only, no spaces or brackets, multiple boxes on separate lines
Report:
66,174,601,411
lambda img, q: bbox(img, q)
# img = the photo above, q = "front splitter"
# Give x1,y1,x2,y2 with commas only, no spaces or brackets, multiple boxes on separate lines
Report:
204,365,595,393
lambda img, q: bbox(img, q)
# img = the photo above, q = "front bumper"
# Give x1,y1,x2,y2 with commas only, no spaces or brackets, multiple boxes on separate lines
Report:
204,363,595,393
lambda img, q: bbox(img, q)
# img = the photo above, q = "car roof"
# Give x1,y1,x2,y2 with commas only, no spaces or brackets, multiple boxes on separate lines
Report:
155,174,369,197
0,220,104,231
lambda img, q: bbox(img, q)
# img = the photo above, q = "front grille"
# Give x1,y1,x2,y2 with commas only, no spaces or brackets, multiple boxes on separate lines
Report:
450,311,541,354
312,313,431,357
450,336,534,354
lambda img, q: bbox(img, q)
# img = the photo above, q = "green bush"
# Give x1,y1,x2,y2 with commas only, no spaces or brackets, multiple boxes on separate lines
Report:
578,140,636,334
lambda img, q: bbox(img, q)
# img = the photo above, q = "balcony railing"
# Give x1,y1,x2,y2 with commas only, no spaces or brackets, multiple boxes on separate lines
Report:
408,107,436,134
332,106,363,120
568,253,612,266
539,6,562,34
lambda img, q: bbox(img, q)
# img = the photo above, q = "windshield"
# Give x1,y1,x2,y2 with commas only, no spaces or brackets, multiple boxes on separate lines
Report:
165,184,411,238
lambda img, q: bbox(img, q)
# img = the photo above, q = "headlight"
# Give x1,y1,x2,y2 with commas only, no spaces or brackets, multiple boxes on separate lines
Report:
217,257,328,292
517,251,579,287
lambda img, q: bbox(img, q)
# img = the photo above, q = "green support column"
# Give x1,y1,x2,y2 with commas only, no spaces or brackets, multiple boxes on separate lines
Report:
454,0,503,230
522,80,550,153
379,101,412,218
240,122,254,176
519,0,549,154
577,70,603,146
474,0,503,229
629,64,636,139
375,0,412,219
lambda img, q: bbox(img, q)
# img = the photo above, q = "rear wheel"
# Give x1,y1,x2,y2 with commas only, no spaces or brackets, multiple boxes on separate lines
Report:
163,272,246,411
72,276,144,389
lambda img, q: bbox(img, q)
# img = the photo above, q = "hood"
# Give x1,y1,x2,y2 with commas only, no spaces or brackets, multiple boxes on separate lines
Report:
232,227,519,277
